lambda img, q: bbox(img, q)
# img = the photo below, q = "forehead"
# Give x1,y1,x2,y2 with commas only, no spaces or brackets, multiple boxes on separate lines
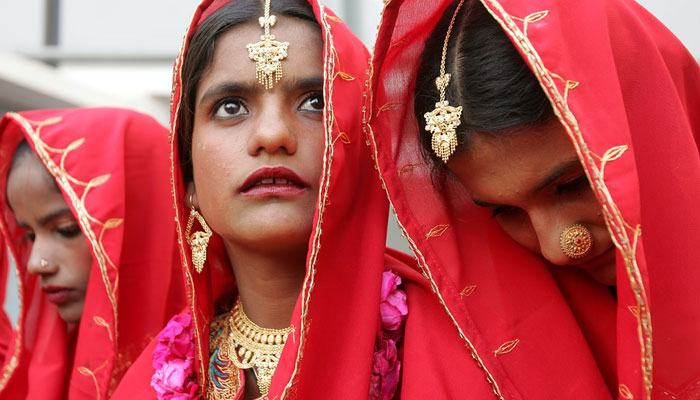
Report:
6,152,64,214
198,16,323,93
449,120,577,196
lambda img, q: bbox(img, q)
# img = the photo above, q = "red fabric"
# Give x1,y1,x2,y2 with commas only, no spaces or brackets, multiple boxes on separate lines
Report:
368,0,700,399
113,1,396,399
0,108,186,398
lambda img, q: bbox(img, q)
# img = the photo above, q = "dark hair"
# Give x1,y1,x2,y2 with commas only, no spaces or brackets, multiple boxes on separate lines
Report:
6,140,59,198
414,0,553,170
178,0,320,182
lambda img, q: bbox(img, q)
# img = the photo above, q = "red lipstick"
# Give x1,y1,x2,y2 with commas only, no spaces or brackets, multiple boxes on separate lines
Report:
43,286,77,305
239,166,310,197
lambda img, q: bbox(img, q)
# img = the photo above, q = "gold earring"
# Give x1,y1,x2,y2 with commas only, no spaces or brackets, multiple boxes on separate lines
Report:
40,259,49,268
185,196,212,273
424,0,466,163
559,224,593,259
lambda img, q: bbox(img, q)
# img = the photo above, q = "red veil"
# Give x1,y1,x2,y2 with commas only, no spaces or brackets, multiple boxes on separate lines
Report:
112,1,398,399
367,0,700,399
0,108,186,398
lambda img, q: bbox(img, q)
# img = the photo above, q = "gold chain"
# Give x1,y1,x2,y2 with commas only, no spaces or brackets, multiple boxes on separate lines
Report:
228,298,291,396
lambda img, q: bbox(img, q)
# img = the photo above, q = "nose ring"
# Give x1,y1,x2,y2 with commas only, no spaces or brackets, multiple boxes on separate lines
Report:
40,259,49,268
559,224,593,259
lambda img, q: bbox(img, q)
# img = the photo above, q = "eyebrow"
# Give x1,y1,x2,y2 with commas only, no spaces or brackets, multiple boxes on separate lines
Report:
198,81,261,108
470,158,583,208
198,76,325,108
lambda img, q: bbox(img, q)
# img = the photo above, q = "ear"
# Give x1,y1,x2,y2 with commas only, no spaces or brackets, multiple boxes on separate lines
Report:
184,182,197,209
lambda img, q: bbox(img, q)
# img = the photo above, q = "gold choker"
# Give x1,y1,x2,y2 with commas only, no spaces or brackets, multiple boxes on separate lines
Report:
228,299,291,396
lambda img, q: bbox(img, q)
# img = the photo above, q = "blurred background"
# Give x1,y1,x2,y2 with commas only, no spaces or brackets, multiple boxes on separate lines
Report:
1,1,699,323
2,0,696,124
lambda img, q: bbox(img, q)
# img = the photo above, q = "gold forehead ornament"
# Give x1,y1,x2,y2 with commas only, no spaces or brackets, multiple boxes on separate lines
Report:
247,0,290,90
424,0,466,163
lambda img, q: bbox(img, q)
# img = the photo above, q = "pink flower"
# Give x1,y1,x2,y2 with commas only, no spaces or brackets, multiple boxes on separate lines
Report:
380,271,408,331
152,313,200,399
369,338,401,400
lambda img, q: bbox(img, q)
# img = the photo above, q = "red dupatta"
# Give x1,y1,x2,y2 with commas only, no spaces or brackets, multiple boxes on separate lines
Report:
112,1,397,399
368,0,700,399
0,107,186,399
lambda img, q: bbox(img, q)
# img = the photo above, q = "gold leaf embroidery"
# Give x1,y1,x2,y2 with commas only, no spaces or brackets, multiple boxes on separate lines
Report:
460,285,477,298
325,15,342,23
600,145,629,177
566,80,580,90
524,10,549,23
65,137,86,153
628,305,640,318
494,339,520,356
93,316,114,342
390,38,408,49
398,163,420,175
334,132,351,145
103,218,124,230
425,224,450,239
336,71,356,81
87,174,111,189
376,101,402,117
619,384,634,399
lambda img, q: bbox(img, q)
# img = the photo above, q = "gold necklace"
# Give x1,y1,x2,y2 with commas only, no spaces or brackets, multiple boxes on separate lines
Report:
228,299,291,396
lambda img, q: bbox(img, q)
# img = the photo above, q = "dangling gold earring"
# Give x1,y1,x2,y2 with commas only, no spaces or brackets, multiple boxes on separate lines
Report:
185,194,212,273
424,0,466,163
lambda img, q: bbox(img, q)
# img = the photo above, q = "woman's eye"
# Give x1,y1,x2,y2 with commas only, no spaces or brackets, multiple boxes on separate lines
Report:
298,92,324,112
556,174,589,195
213,99,248,120
57,224,82,239
25,232,36,242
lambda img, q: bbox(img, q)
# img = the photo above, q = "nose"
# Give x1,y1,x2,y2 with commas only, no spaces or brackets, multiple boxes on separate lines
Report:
248,96,297,156
26,239,58,276
528,208,573,266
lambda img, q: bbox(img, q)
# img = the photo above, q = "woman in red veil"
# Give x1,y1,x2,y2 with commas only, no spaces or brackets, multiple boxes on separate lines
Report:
367,0,700,398
113,1,408,399
0,107,186,398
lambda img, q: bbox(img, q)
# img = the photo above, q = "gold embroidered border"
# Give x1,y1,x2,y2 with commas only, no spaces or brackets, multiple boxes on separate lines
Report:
361,2,505,399
279,2,338,397
479,1,652,397
168,7,207,387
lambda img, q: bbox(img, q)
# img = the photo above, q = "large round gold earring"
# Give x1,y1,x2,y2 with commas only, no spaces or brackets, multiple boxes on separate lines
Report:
185,194,212,273
559,224,593,259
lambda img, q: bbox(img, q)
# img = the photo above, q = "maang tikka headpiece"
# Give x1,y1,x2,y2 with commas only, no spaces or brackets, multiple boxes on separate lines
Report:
247,0,290,90
424,0,466,163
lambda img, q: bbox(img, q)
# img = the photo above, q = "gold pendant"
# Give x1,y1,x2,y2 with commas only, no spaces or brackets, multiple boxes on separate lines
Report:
247,12,289,89
424,74,462,162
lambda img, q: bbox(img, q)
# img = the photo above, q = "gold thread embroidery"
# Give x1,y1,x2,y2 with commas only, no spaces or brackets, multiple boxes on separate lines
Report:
325,15,342,23
333,132,351,145
390,38,408,49
619,384,635,399
336,71,356,81
425,224,450,238
511,10,548,36
398,163,420,175
494,339,519,356
460,285,477,298
628,305,640,318
94,316,114,342
376,101,403,117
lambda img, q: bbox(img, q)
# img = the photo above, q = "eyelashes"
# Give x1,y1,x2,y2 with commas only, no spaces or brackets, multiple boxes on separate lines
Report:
555,174,589,195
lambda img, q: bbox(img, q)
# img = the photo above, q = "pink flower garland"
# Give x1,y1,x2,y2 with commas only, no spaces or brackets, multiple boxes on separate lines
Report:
370,270,408,400
151,313,201,400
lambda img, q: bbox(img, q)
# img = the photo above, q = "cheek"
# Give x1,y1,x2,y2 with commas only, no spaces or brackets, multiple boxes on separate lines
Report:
191,129,246,197
67,238,94,290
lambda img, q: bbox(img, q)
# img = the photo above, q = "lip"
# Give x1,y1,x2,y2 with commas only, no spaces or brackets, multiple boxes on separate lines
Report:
43,285,78,305
238,166,310,197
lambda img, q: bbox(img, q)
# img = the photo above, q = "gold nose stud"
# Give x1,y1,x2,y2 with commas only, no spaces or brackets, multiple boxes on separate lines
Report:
559,224,593,259
40,259,49,268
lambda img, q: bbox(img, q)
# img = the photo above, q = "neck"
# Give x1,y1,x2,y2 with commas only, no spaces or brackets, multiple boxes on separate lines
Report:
224,242,306,329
